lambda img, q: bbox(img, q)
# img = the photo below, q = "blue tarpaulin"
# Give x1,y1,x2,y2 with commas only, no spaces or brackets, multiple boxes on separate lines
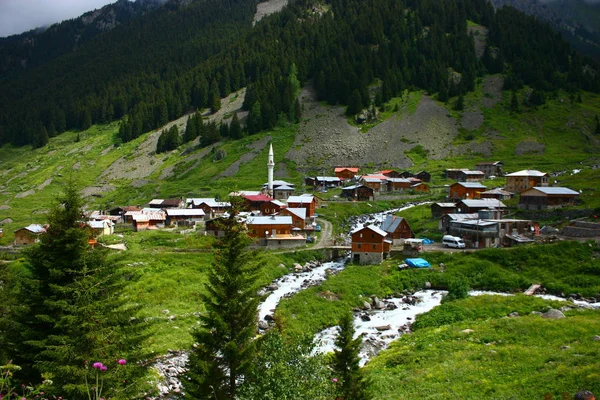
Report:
420,238,434,245
404,258,431,268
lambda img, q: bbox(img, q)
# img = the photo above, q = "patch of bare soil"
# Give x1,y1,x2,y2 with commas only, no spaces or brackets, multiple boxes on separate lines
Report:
287,86,460,172
468,25,488,59
37,178,52,190
515,140,546,155
460,111,484,131
80,184,116,199
253,0,288,25
482,75,504,108
15,189,35,199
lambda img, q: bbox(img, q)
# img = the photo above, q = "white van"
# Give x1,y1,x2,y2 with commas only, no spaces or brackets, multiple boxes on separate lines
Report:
442,235,465,249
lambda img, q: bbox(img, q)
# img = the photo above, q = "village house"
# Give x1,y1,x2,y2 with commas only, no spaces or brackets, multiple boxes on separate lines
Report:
287,194,316,217
305,176,342,190
109,206,141,223
518,187,580,210
457,199,508,215
14,224,46,245
431,202,457,218
505,170,549,193
458,170,485,182
260,200,287,216
380,215,413,244
131,209,166,231
376,169,402,178
475,161,503,178
334,167,360,180
86,220,114,236
439,213,478,233
448,182,487,199
351,224,391,265
281,207,307,230
411,182,430,193
164,208,205,226
189,198,231,219
448,214,535,248
246,215,305,249
386,178,412,192
360,175,387,193
341,184,374,201
205,217,231,237
480,188,514,200
414,171,431,182
445,168,469,180
148,198,185,209
239,193,274,212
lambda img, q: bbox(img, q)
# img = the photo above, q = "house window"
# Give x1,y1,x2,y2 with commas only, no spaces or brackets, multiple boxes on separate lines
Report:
360,233,363,238
373,244,377,250
357,244,361,249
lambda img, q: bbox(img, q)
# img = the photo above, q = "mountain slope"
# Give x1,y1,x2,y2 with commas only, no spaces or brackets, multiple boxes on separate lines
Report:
0,0,167,75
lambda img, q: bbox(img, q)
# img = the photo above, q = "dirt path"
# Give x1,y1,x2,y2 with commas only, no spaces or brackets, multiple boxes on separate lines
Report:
313,218,334,249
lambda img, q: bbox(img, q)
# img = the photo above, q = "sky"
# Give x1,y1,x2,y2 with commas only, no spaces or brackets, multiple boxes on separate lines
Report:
0,0,121,38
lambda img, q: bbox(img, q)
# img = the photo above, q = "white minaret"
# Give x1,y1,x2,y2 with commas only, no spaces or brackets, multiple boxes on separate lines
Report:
267,143,274,197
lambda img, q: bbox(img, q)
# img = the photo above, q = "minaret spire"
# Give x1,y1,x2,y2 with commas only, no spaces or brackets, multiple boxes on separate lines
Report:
267,143,274,198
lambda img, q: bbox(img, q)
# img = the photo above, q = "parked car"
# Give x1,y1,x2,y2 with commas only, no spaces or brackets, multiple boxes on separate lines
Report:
315,224,322,232
442,235,465,249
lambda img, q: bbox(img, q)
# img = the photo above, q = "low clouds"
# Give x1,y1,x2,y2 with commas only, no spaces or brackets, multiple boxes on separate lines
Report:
0,0,122,38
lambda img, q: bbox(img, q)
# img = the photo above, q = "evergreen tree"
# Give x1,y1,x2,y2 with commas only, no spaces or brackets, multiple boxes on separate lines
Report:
595,115,600,135
246,101,262,135
332,312,371,400
210,78,221,113
346,90,363,116
510,89,520,112
454,91,465,111
184,114,199,143
229,113,242,139
184,201,260,399
8,182,149,398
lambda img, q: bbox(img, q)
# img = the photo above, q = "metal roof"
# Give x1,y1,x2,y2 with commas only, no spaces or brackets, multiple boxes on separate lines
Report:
529,187,580,195
380,215,404,233
454,182,487,188
387,178,411,183
461,170,485,175
287,195,313,203
315,176,341,182
351,224,388,237
460,199,507,208
506,169,547,177
274,185,295,191
165,209,206,216
20,224,45,234
247,216,293,225
335,167,359,172
446,213,478,220
284,207,307,220
434,202,457,208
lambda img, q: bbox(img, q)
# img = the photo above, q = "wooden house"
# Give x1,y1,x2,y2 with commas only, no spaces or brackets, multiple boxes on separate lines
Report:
281,207,307,230
449,182,487,199
149,198,185,209
458,170,485,182
14,224,45,245
475,161,503,178
109,206,140,222
445,168,469,180
411,182,430,193
287,195,316,217
399,171,414,178
132,210,166,231
480,188,514,200
380,215,413,244
505,170,549,193
334,167,359,180
518,187,580,210
414,171,431,182
376,170,402,178
360,175,387,193
351,225,391,265
246,215,293,238
164,208,205,226
386,178,412,192
431,202,457,218
341,185,374,201
457,199,508,215
261,200,287,216
241,194,274,212
205,217,230,237
305,176,342,190
189,198,231,219
439,213,478,233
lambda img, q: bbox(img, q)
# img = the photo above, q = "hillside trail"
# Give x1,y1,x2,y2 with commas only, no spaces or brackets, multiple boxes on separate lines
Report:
313,218,334,249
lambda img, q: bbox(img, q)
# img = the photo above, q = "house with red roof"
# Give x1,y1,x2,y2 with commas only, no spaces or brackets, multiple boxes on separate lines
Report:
334,167,360,180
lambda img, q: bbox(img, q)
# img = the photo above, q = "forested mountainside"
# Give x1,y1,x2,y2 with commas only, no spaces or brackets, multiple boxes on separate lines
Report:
0,0,599,149
0,0,167,74
491,0,600,61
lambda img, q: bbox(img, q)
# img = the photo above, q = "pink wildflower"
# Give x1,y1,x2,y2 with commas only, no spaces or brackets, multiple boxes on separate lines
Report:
100,365,107,371
332,378,338,383
118,359,127,365
92,362,103,369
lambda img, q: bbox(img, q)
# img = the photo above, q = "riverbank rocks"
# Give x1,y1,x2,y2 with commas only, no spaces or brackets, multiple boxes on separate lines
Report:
363,301,372,310
360,314,371,321
542,309,565,319
375,325,391,331
150,350,188,399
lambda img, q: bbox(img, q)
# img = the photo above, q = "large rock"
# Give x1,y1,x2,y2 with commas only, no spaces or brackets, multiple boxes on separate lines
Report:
541,309,565,319
362,301,372,310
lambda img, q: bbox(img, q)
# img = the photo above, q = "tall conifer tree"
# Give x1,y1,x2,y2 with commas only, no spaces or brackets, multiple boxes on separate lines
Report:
9,182,149,398
184,199,260,399
332,312,371,400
